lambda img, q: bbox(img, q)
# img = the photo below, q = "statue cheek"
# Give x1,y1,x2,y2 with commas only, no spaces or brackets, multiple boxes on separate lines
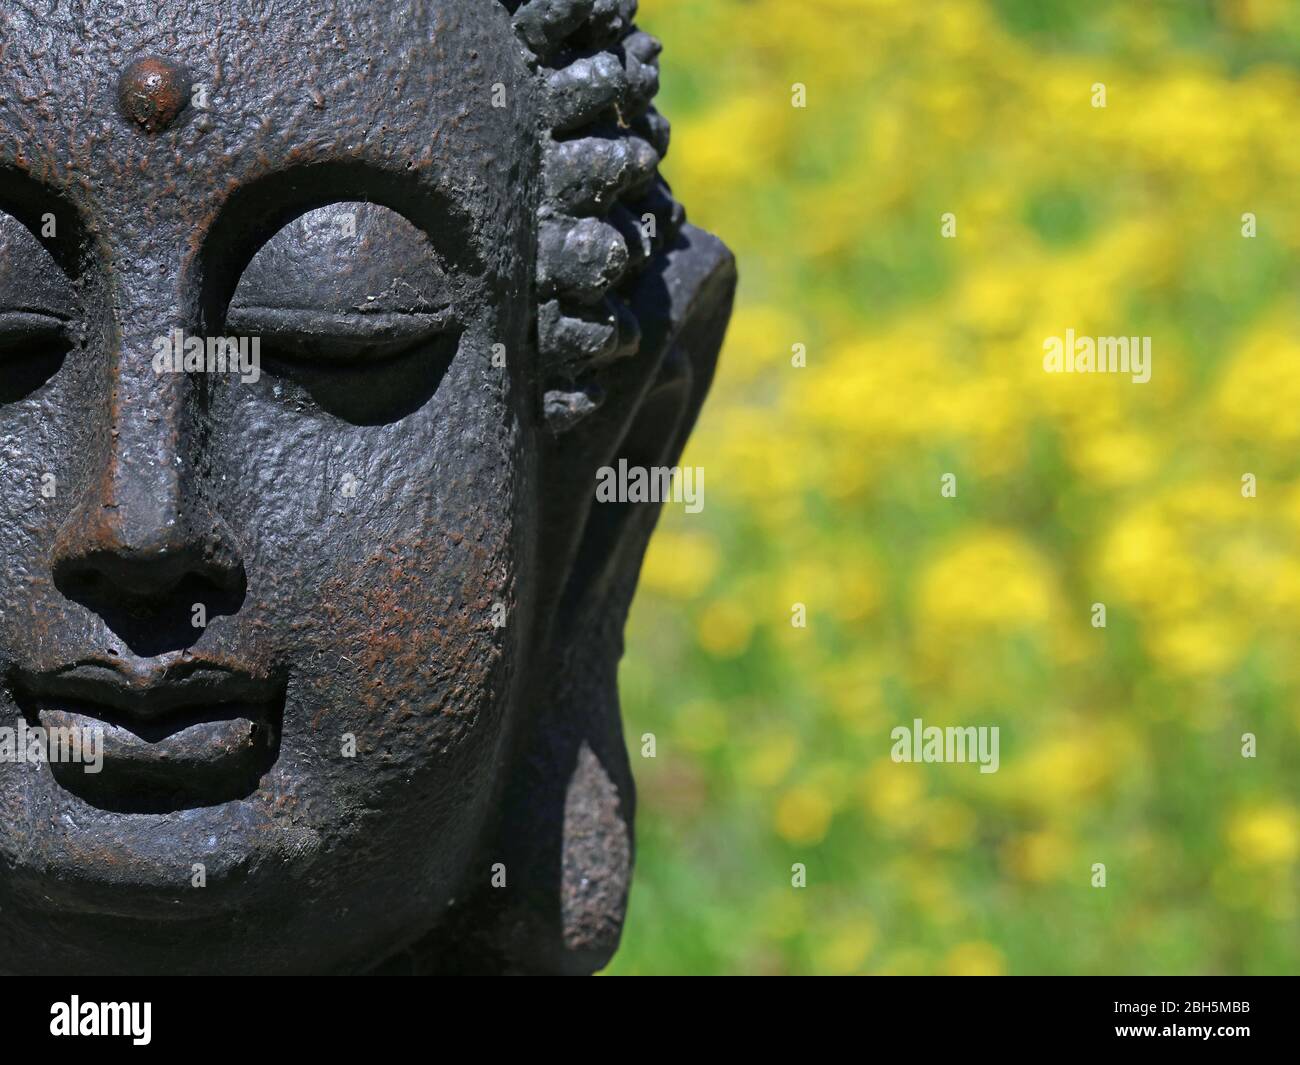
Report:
294,522,519,755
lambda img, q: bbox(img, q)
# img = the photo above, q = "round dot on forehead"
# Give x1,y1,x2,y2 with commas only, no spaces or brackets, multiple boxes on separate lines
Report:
118,57,191,133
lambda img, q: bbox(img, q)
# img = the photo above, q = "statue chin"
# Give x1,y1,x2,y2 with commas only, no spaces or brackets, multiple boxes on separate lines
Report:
0,0,734,976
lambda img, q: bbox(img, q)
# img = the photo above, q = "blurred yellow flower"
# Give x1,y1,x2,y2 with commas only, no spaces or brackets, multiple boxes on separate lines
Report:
717,303,803,384
1219,0,1291,31
1002,830,1072,883
742,731,800,789
915,529,1060,639
1005,732,1114,811
696,598,755,658
813,919,876,975
942,941,1007,977
1227,805,1300,866
1148,619,1247,678
1214,318,1300,447
873,948,931,976
774,786,834,844
860,757,925,829
640,528,719,601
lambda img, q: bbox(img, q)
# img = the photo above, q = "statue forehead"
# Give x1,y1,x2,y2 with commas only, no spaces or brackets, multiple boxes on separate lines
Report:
0,0,535,260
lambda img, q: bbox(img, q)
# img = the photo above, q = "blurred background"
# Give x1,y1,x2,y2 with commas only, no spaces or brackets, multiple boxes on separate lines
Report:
606,0,1300,974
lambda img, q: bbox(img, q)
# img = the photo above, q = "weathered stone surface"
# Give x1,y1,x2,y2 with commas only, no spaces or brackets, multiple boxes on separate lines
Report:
0,0,734,975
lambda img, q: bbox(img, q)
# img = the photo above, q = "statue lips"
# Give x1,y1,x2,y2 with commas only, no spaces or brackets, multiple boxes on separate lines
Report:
11,660,284,813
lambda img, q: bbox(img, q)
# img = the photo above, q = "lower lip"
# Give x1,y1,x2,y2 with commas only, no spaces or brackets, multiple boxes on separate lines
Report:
34,705,280,813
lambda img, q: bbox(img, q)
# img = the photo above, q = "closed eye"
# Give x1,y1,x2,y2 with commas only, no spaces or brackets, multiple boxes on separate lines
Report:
0,309,73,403
0,310,70,356
223,305,454,365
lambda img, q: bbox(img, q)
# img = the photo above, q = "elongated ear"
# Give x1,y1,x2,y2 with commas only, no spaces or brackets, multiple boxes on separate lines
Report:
505,223,734,974
386,224,733,975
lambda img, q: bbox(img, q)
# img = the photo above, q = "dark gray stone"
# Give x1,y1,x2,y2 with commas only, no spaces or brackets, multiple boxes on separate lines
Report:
0,0,734,974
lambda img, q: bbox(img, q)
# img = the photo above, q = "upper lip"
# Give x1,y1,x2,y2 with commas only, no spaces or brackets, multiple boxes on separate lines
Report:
7,656,286,813
11,657,280,731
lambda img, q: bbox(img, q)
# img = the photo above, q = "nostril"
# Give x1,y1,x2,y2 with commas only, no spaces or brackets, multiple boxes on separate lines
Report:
53,551,247,657
49,486,249,656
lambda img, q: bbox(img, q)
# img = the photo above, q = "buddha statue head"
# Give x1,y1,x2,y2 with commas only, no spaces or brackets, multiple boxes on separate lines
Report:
0,0,734,974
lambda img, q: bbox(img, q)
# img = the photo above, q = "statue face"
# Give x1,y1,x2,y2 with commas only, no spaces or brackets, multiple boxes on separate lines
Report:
0,1,541,972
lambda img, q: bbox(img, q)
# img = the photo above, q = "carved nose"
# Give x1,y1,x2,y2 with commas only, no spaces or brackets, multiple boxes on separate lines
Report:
54,497,244,603
50,313,247,654
50,254,249,654
52,488,247,656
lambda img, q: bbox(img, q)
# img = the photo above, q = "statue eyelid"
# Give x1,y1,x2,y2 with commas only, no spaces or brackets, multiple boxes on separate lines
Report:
0,309,72,355
223,304,455,364
219,201,459,371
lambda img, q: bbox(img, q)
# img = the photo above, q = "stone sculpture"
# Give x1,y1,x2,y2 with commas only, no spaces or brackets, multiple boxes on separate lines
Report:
0,0,734,973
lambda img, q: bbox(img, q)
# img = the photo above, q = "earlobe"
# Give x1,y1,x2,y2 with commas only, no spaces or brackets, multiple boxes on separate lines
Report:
482,225,735,974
